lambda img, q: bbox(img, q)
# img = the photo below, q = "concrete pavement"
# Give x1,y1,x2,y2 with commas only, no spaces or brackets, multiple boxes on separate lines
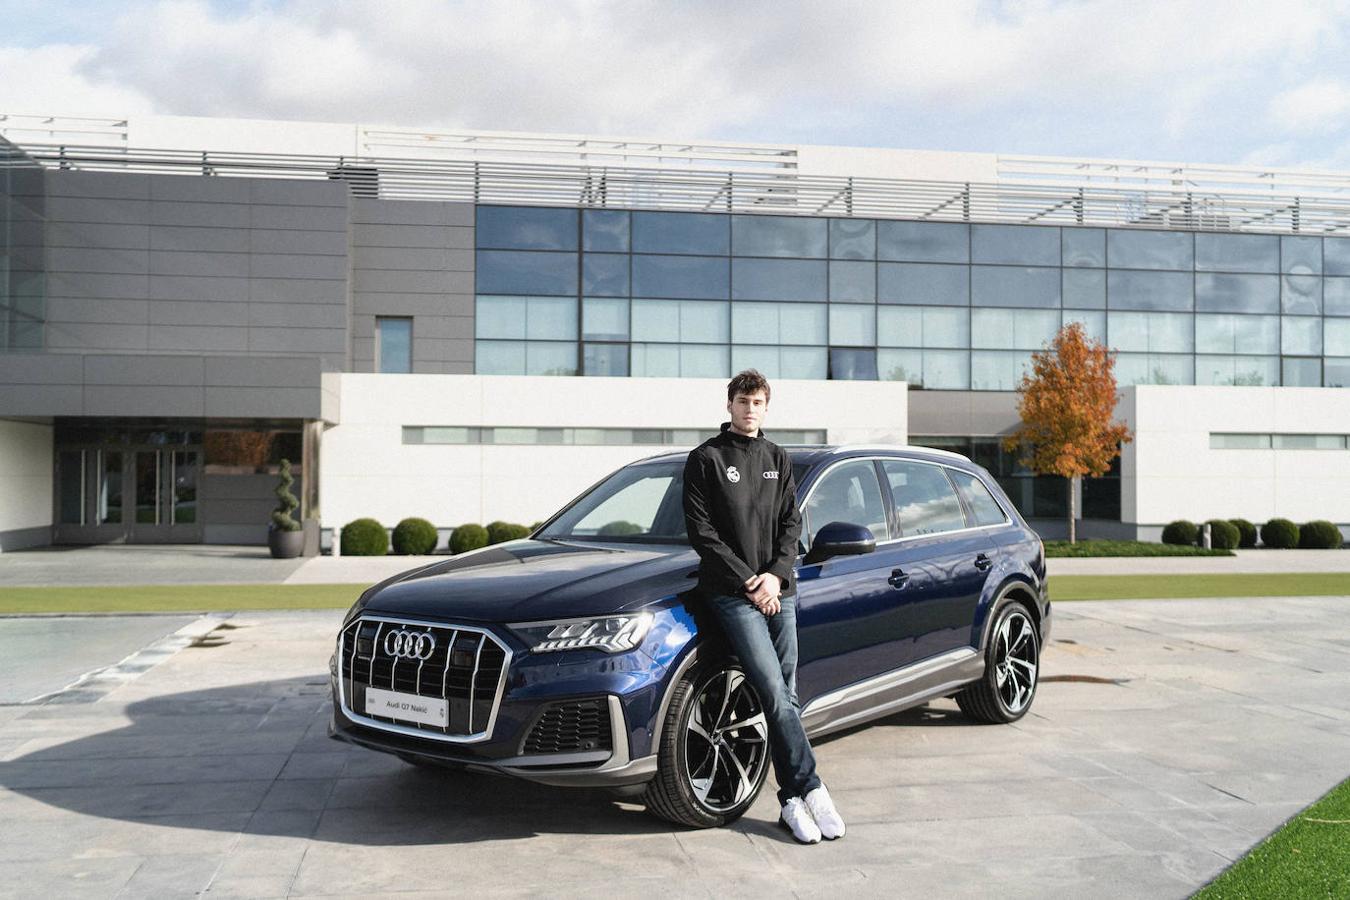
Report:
1,596,1347,898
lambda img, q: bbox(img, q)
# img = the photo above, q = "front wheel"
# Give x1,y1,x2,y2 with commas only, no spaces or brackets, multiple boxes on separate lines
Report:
956,601,1040,724
644,659,771,828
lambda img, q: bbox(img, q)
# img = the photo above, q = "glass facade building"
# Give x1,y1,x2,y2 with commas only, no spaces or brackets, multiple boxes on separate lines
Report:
474,206,1350,389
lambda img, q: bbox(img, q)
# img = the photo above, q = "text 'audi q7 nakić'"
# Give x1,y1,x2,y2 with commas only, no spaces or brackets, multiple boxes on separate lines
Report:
329,444,1049,828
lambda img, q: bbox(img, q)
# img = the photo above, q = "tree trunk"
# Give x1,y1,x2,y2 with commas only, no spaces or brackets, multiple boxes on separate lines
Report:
1066,474,1078,544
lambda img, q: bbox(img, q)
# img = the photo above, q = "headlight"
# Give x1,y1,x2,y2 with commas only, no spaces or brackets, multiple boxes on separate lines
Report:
511,612,653,654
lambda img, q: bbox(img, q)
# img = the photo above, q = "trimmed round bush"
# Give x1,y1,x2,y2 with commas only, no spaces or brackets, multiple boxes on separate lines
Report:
1161,520,1199,546
391,517,438,555
1260,518,1300,549
1203,519,1240,550
598,520,643,536
449,524,488,555
1298,520,1344,549
1228,518,1257,549
486,520,531,545
341,518,388,556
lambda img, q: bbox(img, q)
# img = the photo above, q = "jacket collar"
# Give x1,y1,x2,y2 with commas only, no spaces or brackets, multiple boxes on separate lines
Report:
719,421,764,447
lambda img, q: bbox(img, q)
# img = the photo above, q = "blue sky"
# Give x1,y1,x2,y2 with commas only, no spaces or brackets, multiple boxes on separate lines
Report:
3,0,1350,168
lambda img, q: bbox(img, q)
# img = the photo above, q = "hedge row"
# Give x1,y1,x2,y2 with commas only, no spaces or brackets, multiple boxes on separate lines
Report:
337,517,540,556
1162,518,1344,550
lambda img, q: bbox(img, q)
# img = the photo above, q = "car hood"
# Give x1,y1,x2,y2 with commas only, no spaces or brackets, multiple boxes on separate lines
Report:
357,539,701,624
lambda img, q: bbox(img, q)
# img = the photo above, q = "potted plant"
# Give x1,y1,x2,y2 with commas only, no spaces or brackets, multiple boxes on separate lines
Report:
268,458,305,559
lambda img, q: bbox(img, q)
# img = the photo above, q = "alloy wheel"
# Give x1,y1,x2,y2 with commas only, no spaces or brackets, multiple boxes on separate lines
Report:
993,610,1038,714
683,667,769,813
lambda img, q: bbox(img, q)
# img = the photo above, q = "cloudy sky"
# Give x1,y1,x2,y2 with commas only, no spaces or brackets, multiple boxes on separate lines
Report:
4,0,1350,168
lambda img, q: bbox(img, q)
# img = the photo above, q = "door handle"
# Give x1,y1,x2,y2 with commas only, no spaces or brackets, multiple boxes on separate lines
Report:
974,553,992,572
888,568,910,588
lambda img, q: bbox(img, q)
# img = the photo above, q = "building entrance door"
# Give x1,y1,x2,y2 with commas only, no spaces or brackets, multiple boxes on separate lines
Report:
128,448,202,543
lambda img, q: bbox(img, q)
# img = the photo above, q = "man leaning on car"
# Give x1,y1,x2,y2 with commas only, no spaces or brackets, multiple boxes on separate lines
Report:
682,369,846,845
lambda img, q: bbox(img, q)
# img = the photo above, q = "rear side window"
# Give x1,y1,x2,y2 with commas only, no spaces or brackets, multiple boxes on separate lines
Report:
948,469,1009,527
803,459,890,545
881,460,966,537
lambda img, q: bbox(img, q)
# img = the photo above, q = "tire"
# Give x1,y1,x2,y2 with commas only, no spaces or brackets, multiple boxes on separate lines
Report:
956,600,1040,724
643,659,772,828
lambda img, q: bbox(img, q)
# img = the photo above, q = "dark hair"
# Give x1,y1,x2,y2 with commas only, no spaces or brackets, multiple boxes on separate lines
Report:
727,369,771,404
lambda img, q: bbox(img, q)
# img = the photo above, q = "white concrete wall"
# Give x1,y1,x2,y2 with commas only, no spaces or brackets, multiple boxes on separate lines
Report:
1122,385,1350,527
0,419,53,545
321,375,907,529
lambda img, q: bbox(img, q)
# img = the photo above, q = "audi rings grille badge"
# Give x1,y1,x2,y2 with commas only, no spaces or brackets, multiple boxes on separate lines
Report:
383,628,437,660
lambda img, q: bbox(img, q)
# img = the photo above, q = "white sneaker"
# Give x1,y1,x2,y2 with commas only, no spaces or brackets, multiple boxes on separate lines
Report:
805,785,845,840
780,797,822,844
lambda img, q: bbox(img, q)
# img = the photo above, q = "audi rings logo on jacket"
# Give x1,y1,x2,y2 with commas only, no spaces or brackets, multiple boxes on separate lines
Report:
383,629,437,660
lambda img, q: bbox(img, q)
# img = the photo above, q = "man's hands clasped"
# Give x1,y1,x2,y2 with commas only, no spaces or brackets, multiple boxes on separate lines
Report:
743,573,783,616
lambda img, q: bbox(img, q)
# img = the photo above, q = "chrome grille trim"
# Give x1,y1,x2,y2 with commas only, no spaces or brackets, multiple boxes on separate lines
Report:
337,614,512,745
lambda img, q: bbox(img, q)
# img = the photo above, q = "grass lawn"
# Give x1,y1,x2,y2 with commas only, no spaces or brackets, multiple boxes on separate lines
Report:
0,583,365,614
1045,539,1234,557
1195,776,1350,899
1053,573,1350,601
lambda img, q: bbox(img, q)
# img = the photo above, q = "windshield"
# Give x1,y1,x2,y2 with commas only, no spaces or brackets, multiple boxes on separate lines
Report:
538,461,689,542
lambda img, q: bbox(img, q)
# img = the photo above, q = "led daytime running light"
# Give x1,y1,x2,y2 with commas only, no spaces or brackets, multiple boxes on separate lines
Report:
517,612,653,654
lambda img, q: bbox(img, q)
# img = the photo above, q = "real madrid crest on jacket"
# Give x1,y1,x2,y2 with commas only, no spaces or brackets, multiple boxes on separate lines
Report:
683,422,803,600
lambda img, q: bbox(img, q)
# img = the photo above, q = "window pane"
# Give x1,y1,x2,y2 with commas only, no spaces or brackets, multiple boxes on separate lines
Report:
779,303,828,345
1063,268,1106,308
829,260,875,302
829,304,875,345
476,250,577,295
971,350,1033,390
476,206,577,250
1282,316,1322,355
58,450,84,525
972,308,1060,349
476,340,526,374
1210,432,1270,449
679,344,730,377
1114,353,1194,385
476,296,526,339
1282,236,1322,275
583,210,630,252
1325,318,1350,355
1108,311,1192,352
631,343,728,377
732,215,827,258
1195,355,1279,386
879,348,969,388
731,345,828,379
630,342,679,376
1324,238,1350,276
631,255,728,299
631,299,727,343
681,301,729,343
949,468,1008,526
583,343,628,376
1195,233,1279,273
1108,270,1193,310
1324,357,1350,387
829,348,877,380
582,253,629,296
1062,228,1105,267
632,211,729,255
830,219,876,259
1327,278,1350,316
878,263,969,305
1282,357,1321,386
1196,273,1280,313
1282,275,1321,314
631,299,679,341
971,266,1060,308
971,224,1059,266
877,221,969,263
882,460,966,536
376,317,412,373
1107,230,1193,270
1195,314,1278,354
877,305,968,348
1273,433,1344,449
583,297,628,340
805,459,889,544
525,297,577,340
99,451,123,525
732,302,827,344
732,258,827,301
172,451,198,524
1062,309,1106,343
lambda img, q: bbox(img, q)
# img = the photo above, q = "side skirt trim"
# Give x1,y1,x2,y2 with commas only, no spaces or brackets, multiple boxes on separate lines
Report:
801,648,983,739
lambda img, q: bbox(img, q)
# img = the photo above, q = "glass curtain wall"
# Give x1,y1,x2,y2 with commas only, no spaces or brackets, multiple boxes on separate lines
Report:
475,205,1350,388
0,137,44,350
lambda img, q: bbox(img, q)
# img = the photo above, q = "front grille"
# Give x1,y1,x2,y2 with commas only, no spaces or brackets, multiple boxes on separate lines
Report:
523,699,612,754
340,617,509,741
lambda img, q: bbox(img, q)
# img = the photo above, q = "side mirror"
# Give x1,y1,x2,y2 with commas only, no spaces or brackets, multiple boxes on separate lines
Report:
803,521,876,566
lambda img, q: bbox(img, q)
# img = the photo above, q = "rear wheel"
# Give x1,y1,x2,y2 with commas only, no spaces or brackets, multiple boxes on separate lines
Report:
644,660,771,828
956,601,1040,724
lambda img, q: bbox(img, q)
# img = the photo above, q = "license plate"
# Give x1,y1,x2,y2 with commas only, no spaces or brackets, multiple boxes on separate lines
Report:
365,687,449,728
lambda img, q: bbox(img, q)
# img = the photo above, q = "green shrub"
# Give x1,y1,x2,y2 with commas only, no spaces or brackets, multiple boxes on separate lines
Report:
486,520,531,544
597,520,643,536
391,517,438,555
1204,519,1240,550
1161,520,1199,545
530,521,544,532
1298,520,1344,549
1228,518,1257,549
449,524,488,554
270,458,301,532
1261,518,1300,549
341,518,388,556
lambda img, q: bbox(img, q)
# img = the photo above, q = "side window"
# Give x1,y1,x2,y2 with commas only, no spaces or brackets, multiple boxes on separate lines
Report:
802,459,889,546
948,469,1009,527
881,460,966,537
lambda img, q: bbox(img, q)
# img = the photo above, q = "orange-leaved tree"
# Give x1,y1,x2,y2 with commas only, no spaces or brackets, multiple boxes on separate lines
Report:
1003,322,1133,544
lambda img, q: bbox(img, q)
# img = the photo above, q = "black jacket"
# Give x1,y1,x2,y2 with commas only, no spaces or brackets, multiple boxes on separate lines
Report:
683,423,803,599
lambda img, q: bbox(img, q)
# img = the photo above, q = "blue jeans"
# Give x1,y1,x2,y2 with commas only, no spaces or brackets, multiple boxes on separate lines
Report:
706,591,821,805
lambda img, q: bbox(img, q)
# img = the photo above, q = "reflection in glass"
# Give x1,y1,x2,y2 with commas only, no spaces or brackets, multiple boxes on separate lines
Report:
1324,278,1350,316
731,345,828,379
805,459,889,543
877,221,969,263
1282,317,1322,355
1195,233,1279,273
878,263,969,305
525,341,578,375
1195,355,1278,386
476,206,578,251
631,343,728,378
476,250,577,295
1325,318,1350,355
582,254,629,296
732,215,827,258
1195,273,1280,313
1282,275,1321,315
631,255,728,299
971,350,1034,390
882,459,967,536
731,302,827,345
1281,235,1321,275
583,210,630,252
877,306,968,348
1113,353,1194,385
878,348,969,389
829,261,875,302
1063,269,1106,308
632,211,729,255
1282,357,1321,387
476,296,526,339
828,348,877,380
1325,237,1350,276
972,308,1060,349
1108,270,1193,310
172,451,197,524
1108,311,1193,352
375,317,412,374
59,450,84,525
99,451,123,525
732,258,827,301
1062,228,1106,267
583,297,629,340
971,266,1060,308
632,299,728,343
1195,314,1278,354
1324,357,1350,387
829,304,875,345
1106,230,1193,270
1061,310,1107,343
475,340,526,374
583,343,628,376
136,452,160,524
829,219,875,259
971,224,1059,266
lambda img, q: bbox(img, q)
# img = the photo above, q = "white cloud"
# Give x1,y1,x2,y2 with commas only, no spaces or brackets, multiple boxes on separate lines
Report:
1269,79,1350,134
0,43,155,118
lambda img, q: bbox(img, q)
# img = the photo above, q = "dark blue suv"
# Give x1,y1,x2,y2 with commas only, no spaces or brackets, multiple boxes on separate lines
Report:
329,445,1049,828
